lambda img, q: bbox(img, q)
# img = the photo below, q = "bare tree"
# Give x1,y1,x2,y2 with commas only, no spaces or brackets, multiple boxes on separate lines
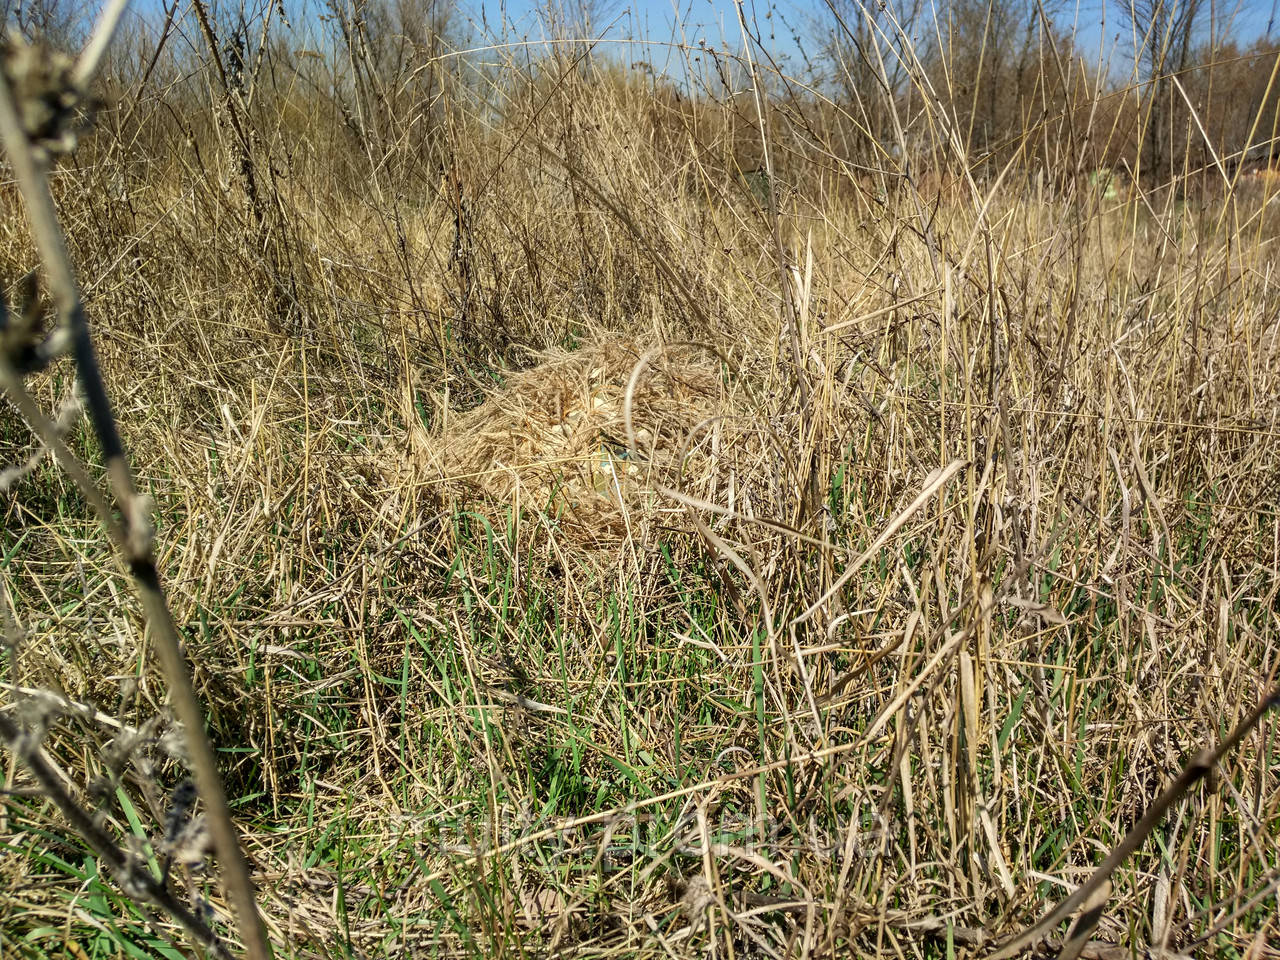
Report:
818,0,923,166
324,0,456,161
1126,0,1207,181
918,0,1082,174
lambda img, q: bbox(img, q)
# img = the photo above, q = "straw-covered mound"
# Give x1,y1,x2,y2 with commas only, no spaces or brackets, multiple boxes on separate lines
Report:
407,339,733,541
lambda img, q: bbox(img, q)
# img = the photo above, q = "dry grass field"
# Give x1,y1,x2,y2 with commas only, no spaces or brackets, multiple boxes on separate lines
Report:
1,1,1278,958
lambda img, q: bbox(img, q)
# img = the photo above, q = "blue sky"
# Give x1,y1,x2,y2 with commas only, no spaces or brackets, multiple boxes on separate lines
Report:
451,0,810,76
116,0,1279,79
446,0,1278,78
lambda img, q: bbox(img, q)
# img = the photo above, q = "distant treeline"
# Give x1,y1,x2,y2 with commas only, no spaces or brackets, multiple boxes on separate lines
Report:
13,0,1280,197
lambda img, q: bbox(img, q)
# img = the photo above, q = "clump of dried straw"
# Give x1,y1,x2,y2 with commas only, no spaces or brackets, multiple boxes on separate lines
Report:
405,339,730,541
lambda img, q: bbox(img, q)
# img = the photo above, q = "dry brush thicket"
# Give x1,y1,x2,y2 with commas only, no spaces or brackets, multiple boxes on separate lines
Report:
1,3,1278,959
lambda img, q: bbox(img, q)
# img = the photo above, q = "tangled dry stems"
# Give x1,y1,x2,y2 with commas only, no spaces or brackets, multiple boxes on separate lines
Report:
1,5,1279,960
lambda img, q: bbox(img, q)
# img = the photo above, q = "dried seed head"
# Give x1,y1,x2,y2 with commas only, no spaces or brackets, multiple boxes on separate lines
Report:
102,730,140,776
1,34,98,161
680,873,715,924
10,692,62,750
116,675,138,713
160,780,213,870
87,773,113,806
114,855,153,900
124,493,156,559
158,724,193,768
164,780,198,845
169,816,213,868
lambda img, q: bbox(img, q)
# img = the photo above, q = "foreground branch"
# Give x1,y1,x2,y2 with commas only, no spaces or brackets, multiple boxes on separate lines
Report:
0,713,232,960
0,25,270,960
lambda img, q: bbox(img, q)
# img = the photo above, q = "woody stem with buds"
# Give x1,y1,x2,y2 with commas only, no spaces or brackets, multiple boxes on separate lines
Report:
0,31,271,960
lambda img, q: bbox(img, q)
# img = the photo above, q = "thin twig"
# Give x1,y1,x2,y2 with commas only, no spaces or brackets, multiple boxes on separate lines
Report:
72,0,132,90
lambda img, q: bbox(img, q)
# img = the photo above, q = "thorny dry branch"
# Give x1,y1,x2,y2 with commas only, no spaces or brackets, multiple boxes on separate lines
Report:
0,12,270,960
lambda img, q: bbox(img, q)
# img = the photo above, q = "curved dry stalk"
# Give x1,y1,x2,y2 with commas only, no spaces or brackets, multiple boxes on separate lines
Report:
986,683,1280,960
0,30,270,960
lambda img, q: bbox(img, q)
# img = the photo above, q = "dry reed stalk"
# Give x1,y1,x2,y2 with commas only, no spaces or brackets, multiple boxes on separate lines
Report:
988,683,1280,960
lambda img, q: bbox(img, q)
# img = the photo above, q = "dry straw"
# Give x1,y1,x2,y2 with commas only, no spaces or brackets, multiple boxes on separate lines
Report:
3,1,1280,957
406,339,735,543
